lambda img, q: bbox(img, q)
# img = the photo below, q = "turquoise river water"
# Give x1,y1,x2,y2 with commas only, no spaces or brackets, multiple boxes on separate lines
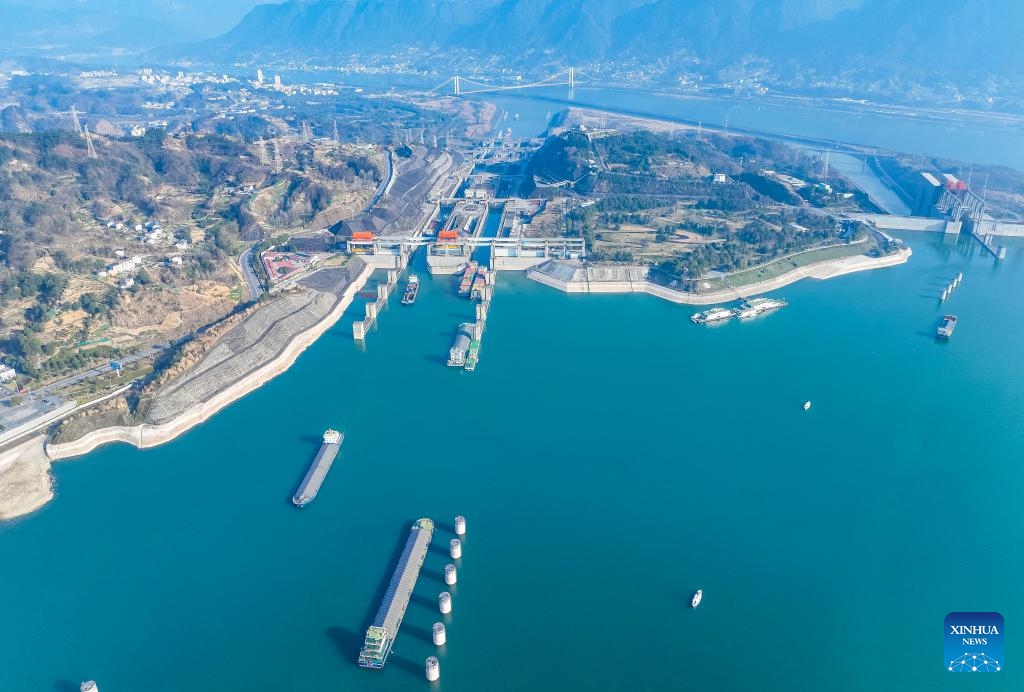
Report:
2,231,1024,691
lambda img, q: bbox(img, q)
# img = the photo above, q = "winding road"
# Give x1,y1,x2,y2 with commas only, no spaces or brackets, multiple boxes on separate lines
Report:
238,245,263,301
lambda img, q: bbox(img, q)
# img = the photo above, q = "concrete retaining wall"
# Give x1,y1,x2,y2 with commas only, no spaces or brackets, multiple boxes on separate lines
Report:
855,214,950,232
492,256,549,271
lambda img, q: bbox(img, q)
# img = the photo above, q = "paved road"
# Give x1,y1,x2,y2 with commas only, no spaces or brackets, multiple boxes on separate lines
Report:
239,245,263,300
363,147,394,214
0,343,165,404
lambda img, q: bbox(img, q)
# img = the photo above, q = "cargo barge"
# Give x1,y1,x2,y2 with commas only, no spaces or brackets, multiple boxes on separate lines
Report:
470,268,488,301
458,261,479,296
937,314,958,340
691,306,734,325
401,275,419,305
447,323,474,367
735,296,787,319
292,429,343,507
465,337,480,372
358,518,435,669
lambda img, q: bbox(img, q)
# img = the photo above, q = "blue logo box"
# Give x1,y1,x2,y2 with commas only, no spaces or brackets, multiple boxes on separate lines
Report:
945,612,1003,672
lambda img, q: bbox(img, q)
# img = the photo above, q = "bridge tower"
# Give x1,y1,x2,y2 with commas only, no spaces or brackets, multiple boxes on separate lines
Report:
568,67,576,89
453,76,461,96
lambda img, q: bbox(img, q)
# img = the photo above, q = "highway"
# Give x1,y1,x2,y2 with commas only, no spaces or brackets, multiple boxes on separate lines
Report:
0,343,164,405
363,147,394,214
238,244,263,300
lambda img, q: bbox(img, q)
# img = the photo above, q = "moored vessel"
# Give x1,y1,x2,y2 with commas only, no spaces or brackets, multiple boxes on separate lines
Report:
458,261,479,296
741,296,787,314
470,267,488,301
401,275,419,305
464,337,480,371
936,314,958,340
691,307,734,324
447,323,473,367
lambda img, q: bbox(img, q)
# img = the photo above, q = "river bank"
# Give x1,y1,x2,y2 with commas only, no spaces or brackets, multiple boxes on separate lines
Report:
528,247,912,304
0,260,374,521
0,434,52,520
47,261,373,461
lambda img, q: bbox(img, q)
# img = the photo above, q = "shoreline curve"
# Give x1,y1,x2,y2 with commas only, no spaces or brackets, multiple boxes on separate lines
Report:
45,263,374,463
528,248,912,305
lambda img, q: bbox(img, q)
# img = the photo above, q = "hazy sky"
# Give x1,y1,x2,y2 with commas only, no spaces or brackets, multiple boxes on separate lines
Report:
11,0,269,37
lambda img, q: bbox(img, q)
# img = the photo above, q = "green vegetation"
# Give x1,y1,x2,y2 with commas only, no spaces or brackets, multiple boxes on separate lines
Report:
700,238,874,290
533,127,880,277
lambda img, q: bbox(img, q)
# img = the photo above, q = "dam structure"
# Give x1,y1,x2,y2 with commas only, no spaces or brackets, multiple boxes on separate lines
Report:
357,518,435,669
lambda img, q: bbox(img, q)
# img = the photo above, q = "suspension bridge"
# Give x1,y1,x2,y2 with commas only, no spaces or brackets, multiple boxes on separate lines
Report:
428,67,595,96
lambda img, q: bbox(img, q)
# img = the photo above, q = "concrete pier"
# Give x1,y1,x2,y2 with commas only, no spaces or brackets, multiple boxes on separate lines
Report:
426,656,440,681
351,250,410,341
432,622,447,646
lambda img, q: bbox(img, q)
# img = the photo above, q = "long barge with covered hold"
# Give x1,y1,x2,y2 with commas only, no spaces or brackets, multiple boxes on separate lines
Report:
447,323,474,367
357,518,435,669
292,429,343,507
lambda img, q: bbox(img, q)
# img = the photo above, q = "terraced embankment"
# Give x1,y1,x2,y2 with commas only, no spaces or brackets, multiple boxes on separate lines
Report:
46,259,372,461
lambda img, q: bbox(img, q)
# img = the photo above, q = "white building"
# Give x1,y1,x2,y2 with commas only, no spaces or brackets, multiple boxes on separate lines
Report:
107,256,141,276
0,365,16,382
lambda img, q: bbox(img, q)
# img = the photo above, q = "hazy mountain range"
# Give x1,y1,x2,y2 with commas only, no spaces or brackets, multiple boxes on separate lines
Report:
197,0,1021,75
4,0,1022,105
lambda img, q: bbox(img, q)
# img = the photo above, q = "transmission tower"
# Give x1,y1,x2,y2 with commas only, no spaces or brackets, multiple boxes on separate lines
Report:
70,105,83,135
301,120,313,142
256,137,270,166
83,125,98,159
332,119,340,147
821,149,830,179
